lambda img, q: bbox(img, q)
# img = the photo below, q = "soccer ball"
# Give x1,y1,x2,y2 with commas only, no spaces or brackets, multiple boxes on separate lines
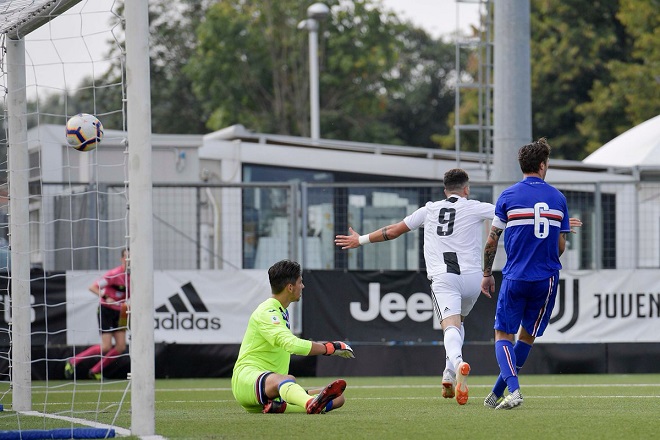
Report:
65,113,104,151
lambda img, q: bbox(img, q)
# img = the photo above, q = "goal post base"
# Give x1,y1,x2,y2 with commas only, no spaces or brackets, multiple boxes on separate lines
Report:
0,428,115,440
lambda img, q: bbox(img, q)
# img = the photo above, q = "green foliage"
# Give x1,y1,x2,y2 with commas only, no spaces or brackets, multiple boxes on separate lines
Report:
29,0,657,157
187,0,311,135
530,0,660,159
30,0,209,134
186,0,458,146
147,0,209,134
381,27,457,148
576,0,660,154
530,0,629,159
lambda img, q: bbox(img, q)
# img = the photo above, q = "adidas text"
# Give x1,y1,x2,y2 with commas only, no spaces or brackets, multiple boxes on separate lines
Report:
154,313,221,330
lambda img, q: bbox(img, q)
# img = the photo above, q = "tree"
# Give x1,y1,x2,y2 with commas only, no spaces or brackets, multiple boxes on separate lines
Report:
370,22,458,148
28,0,209,135
186,0,459,146
576,0,660,154
186,0,310,135
147,0,209,134
530,0,630,159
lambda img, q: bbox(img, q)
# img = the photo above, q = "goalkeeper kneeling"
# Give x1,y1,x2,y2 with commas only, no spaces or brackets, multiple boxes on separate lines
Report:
232,259,354,414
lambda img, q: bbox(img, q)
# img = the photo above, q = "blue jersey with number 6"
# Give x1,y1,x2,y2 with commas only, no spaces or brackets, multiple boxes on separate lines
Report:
493,176,570,281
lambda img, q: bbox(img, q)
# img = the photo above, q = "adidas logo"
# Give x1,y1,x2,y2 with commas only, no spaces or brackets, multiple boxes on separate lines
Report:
154,282,221,331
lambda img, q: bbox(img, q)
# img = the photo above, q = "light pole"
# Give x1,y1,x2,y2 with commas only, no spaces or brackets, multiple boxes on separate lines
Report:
298,3,329,141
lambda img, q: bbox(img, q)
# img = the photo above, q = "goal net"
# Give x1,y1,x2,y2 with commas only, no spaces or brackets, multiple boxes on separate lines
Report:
0,0,154,437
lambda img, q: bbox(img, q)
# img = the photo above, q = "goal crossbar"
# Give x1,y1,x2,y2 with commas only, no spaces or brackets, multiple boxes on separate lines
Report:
1,0,83,38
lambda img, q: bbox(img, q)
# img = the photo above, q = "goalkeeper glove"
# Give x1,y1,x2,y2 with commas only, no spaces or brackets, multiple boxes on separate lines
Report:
323,341,355,358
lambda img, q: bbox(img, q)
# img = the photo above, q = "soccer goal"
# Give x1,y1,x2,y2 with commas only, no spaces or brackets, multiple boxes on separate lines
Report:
0,0,154,437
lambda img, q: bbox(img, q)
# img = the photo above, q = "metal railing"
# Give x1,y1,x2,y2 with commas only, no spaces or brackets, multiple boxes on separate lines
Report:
31,180,660,271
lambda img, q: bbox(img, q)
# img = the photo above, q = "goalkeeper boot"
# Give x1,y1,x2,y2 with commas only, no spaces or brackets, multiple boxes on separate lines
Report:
306,379,346,414
64,360,74,380
441,369,456,399
88,370,103,381
484,392,503,409
455,361,470,405
262,399,287,414
495,389,523,410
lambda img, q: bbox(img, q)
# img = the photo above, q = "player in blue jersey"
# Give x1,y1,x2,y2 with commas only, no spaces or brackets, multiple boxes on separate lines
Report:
480,138,582,410
335,169,495,405
232,259,355,414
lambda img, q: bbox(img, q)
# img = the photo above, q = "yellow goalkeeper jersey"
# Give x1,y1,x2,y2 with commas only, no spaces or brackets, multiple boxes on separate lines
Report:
233,297,312,376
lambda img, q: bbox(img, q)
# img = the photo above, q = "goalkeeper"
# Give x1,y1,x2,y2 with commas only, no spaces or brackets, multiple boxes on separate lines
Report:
232,259,355,414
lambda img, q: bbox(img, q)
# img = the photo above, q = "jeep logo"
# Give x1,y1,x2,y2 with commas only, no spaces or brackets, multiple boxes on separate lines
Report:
349,282,441,329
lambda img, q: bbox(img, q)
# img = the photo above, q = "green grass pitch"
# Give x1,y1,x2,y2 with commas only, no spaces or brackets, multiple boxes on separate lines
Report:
1,374,659,439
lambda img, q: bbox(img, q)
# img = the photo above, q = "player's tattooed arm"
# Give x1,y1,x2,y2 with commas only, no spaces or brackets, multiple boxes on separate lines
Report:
482,226,503,276
381,226,391,241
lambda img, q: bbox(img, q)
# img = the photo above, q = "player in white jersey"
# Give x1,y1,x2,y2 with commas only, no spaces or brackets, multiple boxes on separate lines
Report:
335,169,494,405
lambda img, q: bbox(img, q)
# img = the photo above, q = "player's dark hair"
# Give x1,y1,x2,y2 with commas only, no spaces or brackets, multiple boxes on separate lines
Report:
268,259,302,294
518,138,551,174
443,168,470,192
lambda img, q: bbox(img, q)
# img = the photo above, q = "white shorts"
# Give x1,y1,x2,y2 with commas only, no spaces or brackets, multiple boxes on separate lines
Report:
430,272,482,321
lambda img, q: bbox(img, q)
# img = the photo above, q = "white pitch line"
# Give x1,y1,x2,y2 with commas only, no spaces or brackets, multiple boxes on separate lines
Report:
23,383,660,395
147,383,660,393
15,411,168,440
19,410,131,436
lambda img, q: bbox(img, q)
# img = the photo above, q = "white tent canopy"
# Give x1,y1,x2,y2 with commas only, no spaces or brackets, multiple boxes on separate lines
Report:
583,114,660,167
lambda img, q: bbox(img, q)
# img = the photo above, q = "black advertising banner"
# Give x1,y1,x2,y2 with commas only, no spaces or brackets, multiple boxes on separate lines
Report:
0,271,68,346
302,270,498,343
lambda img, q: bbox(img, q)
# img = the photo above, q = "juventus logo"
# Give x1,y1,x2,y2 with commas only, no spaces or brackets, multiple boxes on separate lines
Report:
549,278,579,333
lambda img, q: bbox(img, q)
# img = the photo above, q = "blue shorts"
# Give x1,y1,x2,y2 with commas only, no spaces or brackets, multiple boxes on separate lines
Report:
494,273,559,338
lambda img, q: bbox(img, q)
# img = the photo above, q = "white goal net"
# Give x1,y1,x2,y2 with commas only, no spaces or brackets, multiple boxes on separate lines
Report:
0,0,154,437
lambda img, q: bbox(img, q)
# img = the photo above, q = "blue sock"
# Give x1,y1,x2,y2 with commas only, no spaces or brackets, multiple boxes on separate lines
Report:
492,340,532,396
324,400,334,412
494,339,520,393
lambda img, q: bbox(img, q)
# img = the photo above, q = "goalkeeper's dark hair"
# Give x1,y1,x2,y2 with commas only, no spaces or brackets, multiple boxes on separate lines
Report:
269,259,302,294
518,137,551,174
443,168,470,193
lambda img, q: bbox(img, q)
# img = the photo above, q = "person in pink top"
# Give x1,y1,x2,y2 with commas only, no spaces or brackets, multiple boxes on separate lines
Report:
65,248,130,380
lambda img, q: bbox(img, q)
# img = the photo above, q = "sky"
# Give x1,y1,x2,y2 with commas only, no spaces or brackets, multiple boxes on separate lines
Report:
380,0,481,39
20,0,482,94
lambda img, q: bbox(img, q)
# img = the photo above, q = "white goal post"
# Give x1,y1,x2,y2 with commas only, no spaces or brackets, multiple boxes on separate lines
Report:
1,0,155,436
124,0,155,435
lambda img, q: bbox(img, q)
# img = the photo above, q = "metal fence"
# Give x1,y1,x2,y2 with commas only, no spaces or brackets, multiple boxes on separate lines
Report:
36,180,660,271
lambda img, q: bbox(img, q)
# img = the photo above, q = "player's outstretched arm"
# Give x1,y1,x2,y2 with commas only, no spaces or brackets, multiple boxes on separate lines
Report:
335,222,410,249
323,341,355,358
569,217,582,234
334,226,361,249
308,341,355,358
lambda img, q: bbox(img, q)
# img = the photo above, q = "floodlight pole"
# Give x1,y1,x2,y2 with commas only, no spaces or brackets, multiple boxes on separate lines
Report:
299,3,329,141
308,19,321,140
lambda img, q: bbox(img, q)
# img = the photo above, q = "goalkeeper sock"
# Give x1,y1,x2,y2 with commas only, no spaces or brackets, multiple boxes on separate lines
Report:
495,339,520,393
492,340,532,396
279,380,312,409
443,325,463,370
279,399,333,414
